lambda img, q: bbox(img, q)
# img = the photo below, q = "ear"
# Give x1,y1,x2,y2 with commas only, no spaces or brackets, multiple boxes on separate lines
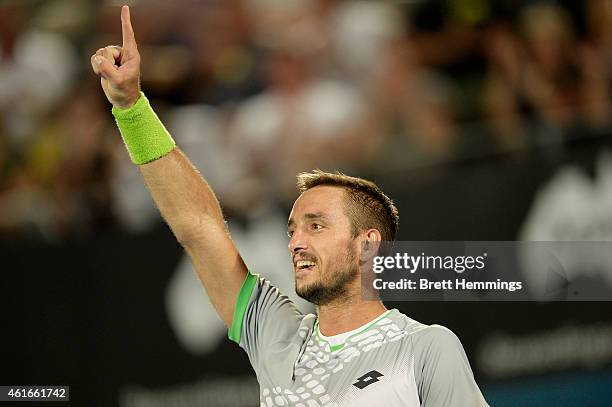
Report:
359,229,382,263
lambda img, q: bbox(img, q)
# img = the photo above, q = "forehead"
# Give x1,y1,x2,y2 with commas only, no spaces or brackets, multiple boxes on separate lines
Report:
289,185,349,224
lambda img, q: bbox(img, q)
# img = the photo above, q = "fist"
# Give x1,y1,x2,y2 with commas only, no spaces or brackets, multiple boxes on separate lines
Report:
91,5,141,109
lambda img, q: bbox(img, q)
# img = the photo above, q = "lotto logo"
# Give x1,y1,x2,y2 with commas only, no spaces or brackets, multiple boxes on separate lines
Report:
352,370,384,389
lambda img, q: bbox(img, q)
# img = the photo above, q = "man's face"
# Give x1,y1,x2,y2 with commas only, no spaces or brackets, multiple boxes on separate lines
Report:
287,186,359,305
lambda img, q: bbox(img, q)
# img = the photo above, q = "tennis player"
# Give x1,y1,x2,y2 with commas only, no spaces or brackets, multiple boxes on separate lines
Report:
91,6,489,406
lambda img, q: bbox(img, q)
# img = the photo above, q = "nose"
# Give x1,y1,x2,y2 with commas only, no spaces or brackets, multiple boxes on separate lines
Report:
288,229,307,254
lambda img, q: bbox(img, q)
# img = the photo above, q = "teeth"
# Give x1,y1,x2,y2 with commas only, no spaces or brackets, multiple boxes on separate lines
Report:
296,260,315,268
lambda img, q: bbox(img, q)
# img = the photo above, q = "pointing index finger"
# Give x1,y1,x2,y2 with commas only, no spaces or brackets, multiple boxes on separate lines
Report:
121,5,137,57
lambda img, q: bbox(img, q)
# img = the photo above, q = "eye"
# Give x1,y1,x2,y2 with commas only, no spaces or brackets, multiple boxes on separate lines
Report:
311,223,323,231
287,230,294,238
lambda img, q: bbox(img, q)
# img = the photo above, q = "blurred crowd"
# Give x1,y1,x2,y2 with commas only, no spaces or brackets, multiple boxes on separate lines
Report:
1,0,611,239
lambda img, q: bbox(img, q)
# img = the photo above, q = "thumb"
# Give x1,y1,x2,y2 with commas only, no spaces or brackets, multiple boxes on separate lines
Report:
94,55,121,83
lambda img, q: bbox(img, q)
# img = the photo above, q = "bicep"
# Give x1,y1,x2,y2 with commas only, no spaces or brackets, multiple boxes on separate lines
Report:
183,221,248,328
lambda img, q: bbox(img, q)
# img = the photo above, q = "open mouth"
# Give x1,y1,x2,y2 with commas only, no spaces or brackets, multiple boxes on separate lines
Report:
295,260,316,275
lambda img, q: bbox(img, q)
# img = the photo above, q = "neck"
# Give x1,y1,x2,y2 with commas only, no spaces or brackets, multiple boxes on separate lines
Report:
316,290,387,336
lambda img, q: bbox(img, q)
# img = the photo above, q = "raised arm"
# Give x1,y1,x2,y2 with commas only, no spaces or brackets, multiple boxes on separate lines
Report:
90,5,247,327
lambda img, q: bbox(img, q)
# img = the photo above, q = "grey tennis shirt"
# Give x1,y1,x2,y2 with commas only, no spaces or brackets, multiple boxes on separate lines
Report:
229,273,489,407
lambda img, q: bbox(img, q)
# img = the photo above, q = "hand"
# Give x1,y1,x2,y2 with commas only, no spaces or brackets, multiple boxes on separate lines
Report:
91,5,141,109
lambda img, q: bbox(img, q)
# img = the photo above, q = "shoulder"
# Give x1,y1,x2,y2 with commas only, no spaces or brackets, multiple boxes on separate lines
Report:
412,324,461,344
410,325,464,357
387,311,464,354
409,323,472,381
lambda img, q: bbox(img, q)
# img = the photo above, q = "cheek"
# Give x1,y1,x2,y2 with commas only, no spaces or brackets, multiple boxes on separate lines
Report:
321,238,355,266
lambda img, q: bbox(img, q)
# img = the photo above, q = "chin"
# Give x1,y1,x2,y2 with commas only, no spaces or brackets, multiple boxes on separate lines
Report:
295,279,317,298
295,279,312,293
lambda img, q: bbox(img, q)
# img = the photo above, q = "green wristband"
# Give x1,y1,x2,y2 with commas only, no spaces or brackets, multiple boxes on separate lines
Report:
112,92,176,165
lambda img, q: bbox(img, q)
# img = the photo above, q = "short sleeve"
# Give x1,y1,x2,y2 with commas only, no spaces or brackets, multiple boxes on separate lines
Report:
412,325,489,407
228,272,305,374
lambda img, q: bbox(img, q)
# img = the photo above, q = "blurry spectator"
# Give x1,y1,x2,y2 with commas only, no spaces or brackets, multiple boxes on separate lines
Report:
43,82,115,236
587,0,612,75
480,70,530,154
0,2,78,150
368,39,461,172
0,116,10,181
244,0,321,50
519,2,580,129
576,41,611,131
0,81,115,238
331,0,404,83
175,0,262,105
0,165,53,238
481,23,530,154
229,34,370,203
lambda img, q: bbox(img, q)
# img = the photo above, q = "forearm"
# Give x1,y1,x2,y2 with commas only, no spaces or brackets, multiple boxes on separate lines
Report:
139,148,225,244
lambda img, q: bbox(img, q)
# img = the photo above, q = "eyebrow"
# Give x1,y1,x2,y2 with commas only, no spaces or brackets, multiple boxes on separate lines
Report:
287,212,329,228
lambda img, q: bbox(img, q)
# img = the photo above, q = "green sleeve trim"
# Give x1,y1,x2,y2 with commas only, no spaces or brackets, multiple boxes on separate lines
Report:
112,92,176,165
228,271,258,344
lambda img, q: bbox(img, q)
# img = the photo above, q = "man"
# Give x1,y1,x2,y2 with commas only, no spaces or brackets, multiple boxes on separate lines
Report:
91,6,489,406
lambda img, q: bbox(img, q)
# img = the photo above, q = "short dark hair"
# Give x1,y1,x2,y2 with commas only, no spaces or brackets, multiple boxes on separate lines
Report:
296,170,399,242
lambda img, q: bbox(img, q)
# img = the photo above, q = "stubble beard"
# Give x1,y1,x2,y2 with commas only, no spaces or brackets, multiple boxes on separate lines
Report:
296,244,359,306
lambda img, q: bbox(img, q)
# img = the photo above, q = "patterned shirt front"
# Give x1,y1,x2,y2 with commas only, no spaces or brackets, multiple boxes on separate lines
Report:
228,273,489,407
